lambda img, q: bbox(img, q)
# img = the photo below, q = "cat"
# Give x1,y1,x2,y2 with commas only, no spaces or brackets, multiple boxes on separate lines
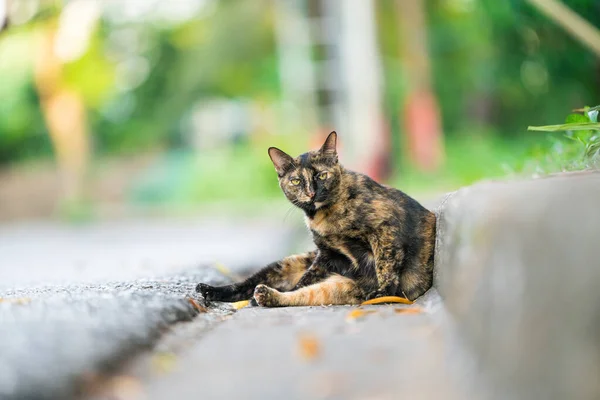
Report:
196,131,436,307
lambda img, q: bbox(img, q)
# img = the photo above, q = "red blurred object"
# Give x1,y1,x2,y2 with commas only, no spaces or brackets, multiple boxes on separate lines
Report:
404,90,444,172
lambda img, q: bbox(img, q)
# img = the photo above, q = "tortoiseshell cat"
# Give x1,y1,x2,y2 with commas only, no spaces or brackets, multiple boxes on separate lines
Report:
196,132,436,307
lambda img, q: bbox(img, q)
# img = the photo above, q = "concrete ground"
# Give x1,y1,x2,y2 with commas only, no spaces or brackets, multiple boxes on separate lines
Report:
0,216,297,400
117,289,482,400
1,213,478,400
6,172,598,400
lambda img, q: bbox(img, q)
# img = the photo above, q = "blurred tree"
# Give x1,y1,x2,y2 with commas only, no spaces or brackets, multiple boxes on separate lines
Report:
34,21,91,204
427,0,600,136
1,0,600,174
94,0,278,154
396,0,444,172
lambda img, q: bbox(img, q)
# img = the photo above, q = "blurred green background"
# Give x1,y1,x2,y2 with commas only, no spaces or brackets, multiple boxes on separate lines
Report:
0,0,598,221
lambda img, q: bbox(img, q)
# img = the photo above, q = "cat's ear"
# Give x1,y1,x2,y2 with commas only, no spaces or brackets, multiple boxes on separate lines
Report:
320,131,337,157
268,147,294,175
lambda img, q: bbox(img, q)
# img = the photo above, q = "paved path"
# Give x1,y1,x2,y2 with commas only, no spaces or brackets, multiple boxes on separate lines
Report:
1,203,476,400
0,217,296,289
103,290,481,400
0,217,297,400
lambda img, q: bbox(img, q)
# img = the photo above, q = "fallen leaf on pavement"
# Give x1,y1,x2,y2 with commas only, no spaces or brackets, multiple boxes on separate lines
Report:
0,297,31,305
188,298,207,313
361,296,413,306
297,333,320,362
345,309,377,322
394,307,422,315
152,352,177,374
231,300,249,310
215,262,239,279
106,375,143,400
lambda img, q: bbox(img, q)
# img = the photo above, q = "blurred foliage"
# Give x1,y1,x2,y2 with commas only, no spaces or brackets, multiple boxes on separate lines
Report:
129,133,307,205
427,0,600,136
0,0,278,162
0,0,599,208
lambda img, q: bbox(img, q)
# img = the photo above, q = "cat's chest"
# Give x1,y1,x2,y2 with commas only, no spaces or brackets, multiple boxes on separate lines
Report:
311,229,373,269
306,211,372,265
305,207,357,236
306,214,337,236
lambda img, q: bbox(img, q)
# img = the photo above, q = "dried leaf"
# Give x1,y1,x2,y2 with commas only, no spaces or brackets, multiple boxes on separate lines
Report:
345,309,377,322
297,333,320,362
106,375,143,400
187,298,207,313
361,296,413,306
152,352,177,374
231,300,249,310
0,297,31,305
215,262,239,279
394,307,422,315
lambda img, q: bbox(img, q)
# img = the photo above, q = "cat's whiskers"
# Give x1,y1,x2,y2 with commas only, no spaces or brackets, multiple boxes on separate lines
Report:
283,205,297,223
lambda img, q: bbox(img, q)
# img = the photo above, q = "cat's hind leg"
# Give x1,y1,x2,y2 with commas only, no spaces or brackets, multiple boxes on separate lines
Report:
196,251,316,302
253,274,362,307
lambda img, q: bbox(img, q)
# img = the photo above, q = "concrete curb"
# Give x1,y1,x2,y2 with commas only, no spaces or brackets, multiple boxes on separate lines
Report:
433,171,600,400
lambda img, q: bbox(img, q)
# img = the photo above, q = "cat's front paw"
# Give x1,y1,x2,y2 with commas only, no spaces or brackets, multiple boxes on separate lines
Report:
253,284,279,307
196,283,216,300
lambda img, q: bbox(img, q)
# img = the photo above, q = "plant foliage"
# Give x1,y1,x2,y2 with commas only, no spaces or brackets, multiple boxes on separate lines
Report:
527,105,600,170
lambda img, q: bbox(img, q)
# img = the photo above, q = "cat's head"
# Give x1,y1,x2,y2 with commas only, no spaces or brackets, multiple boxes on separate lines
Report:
268,131,342,214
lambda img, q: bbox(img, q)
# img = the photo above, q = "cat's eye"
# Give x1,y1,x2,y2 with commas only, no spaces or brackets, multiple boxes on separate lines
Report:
318,172,328,180
290,178,301,186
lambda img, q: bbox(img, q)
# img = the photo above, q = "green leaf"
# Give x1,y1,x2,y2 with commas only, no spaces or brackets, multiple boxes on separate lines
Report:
565,113,589,124
585,140,600,158
528,122,600,132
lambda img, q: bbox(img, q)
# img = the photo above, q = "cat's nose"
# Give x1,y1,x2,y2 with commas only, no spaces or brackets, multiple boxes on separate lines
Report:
308,191,315,199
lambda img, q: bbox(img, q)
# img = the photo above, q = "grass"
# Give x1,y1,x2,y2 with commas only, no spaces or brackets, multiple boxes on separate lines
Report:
391,134,531,198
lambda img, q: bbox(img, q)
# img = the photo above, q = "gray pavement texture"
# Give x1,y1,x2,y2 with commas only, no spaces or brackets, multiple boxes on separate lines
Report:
114,289,483,400
0,216,297,400
0,268,232,400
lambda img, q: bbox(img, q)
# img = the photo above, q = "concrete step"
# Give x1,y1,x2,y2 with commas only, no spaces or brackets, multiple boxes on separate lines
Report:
435,171,600,400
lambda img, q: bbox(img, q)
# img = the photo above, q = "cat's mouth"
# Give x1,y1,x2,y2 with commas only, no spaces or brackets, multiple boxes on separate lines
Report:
295,196,327,213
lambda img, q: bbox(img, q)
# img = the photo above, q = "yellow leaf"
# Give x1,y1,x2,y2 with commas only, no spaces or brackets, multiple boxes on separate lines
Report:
394,307,422,315
215,262,234,277
152,352,177,374
0,297,31,305
231,300,249,310
297,333,320,362
361,296,413,306
345,309,377,322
